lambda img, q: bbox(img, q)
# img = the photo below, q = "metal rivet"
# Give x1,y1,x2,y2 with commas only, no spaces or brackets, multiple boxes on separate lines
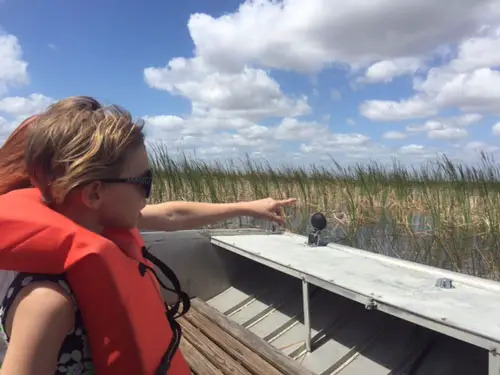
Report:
436,278,453,289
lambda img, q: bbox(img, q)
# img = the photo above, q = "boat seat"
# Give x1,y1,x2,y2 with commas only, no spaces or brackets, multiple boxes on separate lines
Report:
178,298,314,375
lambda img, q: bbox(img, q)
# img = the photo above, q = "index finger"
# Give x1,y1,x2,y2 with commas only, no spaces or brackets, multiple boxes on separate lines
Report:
277,198,297,206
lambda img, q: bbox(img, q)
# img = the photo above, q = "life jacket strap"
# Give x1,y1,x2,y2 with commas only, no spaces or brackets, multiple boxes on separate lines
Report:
141,247,191,318
141,247,191,375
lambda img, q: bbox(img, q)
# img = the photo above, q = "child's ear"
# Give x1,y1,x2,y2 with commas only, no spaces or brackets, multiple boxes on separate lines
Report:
80,181,106,210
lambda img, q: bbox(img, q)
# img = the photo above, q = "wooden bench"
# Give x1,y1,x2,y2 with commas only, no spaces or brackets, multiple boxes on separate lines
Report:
178,298,314,375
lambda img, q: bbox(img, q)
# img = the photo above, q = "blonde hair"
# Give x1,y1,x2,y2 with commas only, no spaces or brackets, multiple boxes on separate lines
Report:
26,96,145,204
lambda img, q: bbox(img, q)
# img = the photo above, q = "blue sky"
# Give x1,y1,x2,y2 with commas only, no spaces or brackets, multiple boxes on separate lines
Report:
1,0,500,165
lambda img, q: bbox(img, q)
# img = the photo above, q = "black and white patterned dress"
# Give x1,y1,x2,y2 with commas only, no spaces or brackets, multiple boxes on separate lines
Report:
0,273,94,374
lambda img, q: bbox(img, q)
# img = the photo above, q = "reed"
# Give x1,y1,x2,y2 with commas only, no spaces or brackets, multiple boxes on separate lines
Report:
148,144,500,280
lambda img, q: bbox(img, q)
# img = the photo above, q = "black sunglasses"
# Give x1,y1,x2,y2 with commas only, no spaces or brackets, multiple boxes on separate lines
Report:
100,172,153,198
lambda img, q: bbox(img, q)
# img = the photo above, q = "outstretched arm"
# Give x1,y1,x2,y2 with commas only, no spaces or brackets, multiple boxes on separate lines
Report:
138,197,297,231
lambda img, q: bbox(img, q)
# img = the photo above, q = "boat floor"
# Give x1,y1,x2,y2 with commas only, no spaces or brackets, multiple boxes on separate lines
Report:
179,298,313,375
200,263,487,375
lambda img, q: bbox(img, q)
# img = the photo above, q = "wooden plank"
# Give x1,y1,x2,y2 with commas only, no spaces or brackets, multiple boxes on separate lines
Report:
179,316,252,375
179,336,224,375
184,306,285,375
191,298,315,375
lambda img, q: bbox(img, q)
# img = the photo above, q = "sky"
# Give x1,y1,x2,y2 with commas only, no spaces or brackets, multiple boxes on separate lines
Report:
1,0,500,166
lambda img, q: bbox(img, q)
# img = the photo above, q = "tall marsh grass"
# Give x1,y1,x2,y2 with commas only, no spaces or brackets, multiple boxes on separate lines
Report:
149,144,500,281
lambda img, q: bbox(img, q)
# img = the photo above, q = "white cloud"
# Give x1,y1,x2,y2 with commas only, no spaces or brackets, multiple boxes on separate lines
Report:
238,124,271,139
145,59,310,121
189,117,253,135
361,33,500,121
406,122,436,133
395,144,442,161
0,116,8,136
0,122,16,139
0,94,55,141
300,132,370,154
144,113,375,162
0,115,29,139
406,113,482,139
398,144,429,155
273,118,329,141
0,34,29,94
347,118,356,126
343,144,395,161
143,115,185,132
198,146,230,156
143,113,273,156
383,131,407,140
404,113,481,141
143,113,260,139
360,98,437,121
143,1,500,164
186,0,499,72
433,68,500,113
493,122,500,136
455,113,483,126
428,127,468,141
0,94,55,118
297,139,406,166
217,132,267,147
464,141,499,153
328,133,370,146
0,34,52,142
360,57,423,84
447,35,500,72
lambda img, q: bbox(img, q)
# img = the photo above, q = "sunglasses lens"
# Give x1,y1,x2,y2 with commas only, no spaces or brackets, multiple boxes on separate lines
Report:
144,179,152,198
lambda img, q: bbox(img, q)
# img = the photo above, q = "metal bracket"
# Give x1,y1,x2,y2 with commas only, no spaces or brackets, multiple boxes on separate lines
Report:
365,298,377,310
302,279,312,352
436,278,454,289
489,349,500,375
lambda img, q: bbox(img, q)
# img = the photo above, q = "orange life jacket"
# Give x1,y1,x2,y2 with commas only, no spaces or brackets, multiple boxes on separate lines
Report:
0,188,191,375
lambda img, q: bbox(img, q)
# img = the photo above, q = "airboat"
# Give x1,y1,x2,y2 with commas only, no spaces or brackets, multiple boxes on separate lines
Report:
144,213,500,375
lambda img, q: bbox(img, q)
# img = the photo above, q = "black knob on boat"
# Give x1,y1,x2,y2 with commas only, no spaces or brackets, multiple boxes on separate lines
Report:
308,213,327,246
311,212,327,231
